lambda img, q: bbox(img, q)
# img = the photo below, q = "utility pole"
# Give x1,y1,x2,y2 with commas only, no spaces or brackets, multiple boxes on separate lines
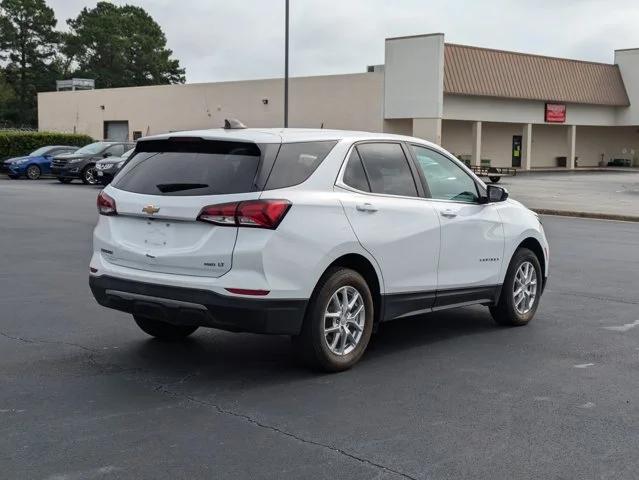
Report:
284,0,289,128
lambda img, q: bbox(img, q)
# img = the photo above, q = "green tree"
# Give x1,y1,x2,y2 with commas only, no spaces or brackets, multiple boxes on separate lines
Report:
0,0,59,126
64,2,185,88
0,71,16,127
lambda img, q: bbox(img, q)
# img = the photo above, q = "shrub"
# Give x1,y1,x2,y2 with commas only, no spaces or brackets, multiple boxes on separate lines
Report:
0,131,94,160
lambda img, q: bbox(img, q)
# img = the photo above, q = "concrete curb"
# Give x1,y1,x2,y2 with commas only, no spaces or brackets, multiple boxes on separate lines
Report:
516,167,639,175
533,208,639,223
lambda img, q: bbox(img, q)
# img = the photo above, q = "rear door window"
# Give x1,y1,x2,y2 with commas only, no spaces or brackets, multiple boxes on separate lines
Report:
356,143,418,197
112,139,262,196
342,149,371,192
265,141,337,190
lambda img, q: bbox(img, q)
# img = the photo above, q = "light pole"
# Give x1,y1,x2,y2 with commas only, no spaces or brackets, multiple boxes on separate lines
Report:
284,0,289,128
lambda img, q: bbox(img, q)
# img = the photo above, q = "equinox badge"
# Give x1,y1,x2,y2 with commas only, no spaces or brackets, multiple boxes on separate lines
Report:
142,205,160,215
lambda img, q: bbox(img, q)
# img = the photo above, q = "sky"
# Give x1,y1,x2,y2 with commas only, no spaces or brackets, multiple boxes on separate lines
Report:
48,0,639,84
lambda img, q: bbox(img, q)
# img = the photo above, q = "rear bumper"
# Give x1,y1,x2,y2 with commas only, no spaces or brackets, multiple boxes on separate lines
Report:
89,275,307,335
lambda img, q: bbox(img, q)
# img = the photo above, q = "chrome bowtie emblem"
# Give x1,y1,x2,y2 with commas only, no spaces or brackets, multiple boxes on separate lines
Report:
142,205,160,215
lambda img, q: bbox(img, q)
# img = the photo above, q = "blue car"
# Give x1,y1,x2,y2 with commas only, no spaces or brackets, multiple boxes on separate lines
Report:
2,145,80,180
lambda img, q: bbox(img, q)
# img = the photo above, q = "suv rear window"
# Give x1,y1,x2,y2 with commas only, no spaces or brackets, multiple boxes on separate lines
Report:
264,141,337,190
112,139,262,196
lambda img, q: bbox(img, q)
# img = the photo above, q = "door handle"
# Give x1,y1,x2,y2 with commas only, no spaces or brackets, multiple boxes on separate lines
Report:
356,202,378,212
440,209,457,219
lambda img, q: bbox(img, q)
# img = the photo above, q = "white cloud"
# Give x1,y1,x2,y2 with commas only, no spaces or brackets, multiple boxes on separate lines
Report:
48,0,639,83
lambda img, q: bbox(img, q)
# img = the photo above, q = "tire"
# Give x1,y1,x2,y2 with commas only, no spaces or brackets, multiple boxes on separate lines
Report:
26,164,41,180
133,315,198,340
489,176,501,183
57,177,72,184
293,267,374,372
81,164,98,185
490,248,542,326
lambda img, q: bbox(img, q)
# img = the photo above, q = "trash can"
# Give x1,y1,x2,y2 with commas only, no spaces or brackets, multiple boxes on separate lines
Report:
556,156,567,167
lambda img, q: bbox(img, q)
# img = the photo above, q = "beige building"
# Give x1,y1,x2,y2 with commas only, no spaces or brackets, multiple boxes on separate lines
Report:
38,33,639,169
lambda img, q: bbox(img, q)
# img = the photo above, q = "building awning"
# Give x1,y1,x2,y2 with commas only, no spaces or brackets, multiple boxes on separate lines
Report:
444,43,630,107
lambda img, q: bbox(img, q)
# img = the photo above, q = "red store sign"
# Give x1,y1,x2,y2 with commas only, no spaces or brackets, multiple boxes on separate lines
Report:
545,103,566,123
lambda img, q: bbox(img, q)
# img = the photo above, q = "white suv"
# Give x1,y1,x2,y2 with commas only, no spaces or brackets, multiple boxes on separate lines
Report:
90,127,549,371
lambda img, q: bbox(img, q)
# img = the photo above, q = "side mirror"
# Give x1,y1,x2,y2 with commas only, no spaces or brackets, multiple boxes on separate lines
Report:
103,152,112,158
486,184,509,203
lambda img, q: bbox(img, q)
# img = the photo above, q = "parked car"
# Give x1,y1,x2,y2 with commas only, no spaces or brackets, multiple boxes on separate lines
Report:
95,147,135,185
2,145,79,180
51,141,135,185
89,127,549,372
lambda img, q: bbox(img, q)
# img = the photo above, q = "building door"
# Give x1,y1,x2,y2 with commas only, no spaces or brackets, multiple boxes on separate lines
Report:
512,135,522,167
104,121,129,141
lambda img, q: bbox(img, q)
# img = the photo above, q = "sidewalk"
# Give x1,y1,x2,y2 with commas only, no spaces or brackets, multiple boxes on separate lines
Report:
496,170,639,221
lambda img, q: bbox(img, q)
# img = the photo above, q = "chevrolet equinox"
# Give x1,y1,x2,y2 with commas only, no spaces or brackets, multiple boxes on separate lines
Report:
89,127,549,371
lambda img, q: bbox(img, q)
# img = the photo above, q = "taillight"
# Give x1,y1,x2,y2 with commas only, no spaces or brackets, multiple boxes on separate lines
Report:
97,191,117,216
197,199,291,229
237,200,291,228
197,202,238,225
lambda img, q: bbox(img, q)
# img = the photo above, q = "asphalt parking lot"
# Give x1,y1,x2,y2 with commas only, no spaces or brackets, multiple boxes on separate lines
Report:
498,170,639,219
2,177,639,479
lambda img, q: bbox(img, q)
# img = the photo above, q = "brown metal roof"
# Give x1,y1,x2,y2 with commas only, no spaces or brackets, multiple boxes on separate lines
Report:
443,43,630,106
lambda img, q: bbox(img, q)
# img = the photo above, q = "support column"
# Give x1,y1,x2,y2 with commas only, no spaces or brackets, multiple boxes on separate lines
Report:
412,118,442,145
567,125,576,169
471,121,482,166
521,123,533,170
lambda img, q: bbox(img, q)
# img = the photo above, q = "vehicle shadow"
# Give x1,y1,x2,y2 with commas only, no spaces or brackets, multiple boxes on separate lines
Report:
367,305,496,358
105,305,498,389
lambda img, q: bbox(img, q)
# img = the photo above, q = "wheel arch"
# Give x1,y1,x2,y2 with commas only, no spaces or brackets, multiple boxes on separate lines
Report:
320,253,383,324
516,237,546,286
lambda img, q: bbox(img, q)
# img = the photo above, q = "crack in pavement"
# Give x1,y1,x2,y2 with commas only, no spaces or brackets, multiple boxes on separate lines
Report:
0,331,143,376
154,385,419,480
153,372,200,392
0,330,100,353
2,330,418,479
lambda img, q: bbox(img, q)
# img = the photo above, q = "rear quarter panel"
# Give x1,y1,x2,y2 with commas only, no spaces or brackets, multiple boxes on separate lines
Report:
236,188,384,299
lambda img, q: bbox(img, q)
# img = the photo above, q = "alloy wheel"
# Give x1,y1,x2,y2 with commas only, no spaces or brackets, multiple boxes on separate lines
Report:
84,167,98,185
26,165,40,180
513,261,537,315
323,286,365,356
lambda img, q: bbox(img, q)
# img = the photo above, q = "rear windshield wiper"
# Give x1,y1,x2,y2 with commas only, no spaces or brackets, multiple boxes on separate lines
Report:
156,183,209,193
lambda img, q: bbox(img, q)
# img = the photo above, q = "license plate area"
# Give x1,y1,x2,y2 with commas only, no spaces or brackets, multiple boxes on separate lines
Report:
105,215,236,278
144,219,173,248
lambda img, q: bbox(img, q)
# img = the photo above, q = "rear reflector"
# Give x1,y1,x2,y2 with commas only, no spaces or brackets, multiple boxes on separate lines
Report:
97,191,117,215
198,199,291,229
225,288,270,296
